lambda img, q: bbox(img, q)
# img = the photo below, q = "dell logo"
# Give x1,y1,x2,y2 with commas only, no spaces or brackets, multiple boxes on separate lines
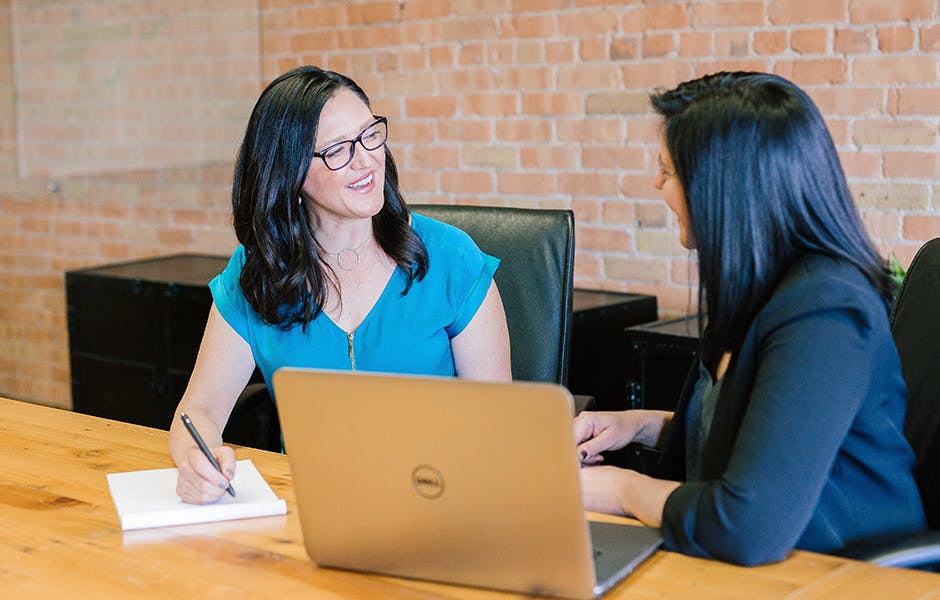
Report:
411,465,445,499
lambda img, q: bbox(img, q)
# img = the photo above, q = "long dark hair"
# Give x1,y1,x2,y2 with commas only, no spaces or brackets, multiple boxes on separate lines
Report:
232,66,428,329
650,72,894,360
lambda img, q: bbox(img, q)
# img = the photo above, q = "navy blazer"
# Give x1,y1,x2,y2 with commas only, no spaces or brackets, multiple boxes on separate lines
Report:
658,254,927,565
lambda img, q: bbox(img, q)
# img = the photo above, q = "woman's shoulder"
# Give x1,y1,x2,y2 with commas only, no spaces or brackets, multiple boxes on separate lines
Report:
761,253,888,327
410,211,479,253
218,244,248,276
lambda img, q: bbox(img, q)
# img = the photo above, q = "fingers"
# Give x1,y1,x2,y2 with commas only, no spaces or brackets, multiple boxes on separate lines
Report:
215,445,237,481
572,411,596,444
578,432,615,464
176,446,235,504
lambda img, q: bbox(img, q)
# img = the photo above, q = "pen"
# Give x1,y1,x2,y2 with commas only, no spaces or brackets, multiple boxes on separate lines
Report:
180,412,236,497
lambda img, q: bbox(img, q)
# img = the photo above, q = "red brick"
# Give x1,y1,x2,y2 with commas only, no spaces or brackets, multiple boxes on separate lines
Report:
440,171,494,194
611,36,640,61
559,172,619,196
572,198,603,223
679,32,712,57
774,59,847,85
578,225,632,252
692,59,769,78
839,151,882,179
497,172,558,195
558,64,621,90
520,146,578,170
401,20,442,44
558,118,624,143
410,145,460,169
621,61,694,90
440,17,499,42
438,68,496,92
546,40,576,63
401,0,452,20
876,25,915,52
642,32,674,58
514,0,573,11
861,211,902,241
559,11,617,36
894,88,940,116
602,200,636,226
850,0,934,23
920,25,940,52
754,30,787,55
854,120,936,147
621,4,689,34
458,43,485,66
692,2,764,27
790,28,828,54
496,120,552,142
581,146,645,170
769,0,845,24
522,93,582,116
406,96,458,118
494,66,552,90
500,14,555,38
460,93,518,117
516,40,543,64
810,87,885,116
884,152,940,179
903,215,940,241
455,0,512,16
437,120,493,143
715,31,750,57
580,37,607,61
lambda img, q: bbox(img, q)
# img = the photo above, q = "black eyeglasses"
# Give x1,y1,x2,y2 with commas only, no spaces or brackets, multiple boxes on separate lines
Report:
313,116,388,171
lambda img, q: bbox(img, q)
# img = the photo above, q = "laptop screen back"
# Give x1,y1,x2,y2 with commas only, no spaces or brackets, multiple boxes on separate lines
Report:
273,367,598,599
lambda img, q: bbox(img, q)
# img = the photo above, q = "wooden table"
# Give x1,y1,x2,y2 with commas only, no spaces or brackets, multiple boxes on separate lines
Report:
2,397,939,599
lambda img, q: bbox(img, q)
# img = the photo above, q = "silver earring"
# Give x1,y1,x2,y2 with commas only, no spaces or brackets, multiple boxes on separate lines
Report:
298,196,302,206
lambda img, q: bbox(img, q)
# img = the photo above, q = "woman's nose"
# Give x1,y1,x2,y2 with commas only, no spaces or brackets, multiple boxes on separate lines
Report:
349,140,380,169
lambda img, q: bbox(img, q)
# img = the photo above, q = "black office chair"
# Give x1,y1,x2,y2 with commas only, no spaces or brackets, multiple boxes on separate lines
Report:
838,237,940,569
227,203,577,451
412,204,575,385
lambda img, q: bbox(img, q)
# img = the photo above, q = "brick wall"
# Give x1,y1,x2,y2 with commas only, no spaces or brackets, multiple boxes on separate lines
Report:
3,0,939,409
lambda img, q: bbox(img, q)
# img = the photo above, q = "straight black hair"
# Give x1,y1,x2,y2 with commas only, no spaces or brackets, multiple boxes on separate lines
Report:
650,72,894,361
232,65,428,329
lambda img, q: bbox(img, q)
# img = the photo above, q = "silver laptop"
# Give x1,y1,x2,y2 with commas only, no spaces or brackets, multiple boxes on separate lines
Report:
272,368,662,600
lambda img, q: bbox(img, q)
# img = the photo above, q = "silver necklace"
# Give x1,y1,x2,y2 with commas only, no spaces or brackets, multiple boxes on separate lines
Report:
324,237,371,271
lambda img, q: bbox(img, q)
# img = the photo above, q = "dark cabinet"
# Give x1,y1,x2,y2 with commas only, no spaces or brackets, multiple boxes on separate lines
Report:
568,289,658,410
623,314,700,411
66,254,229,429
606,315,700,474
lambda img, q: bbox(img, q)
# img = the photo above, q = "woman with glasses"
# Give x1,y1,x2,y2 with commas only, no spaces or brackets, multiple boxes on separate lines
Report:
170,66,510,503
573,72,926,565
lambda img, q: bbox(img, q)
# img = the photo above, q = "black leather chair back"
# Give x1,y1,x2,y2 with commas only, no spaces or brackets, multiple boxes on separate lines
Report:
892,237,940,530
413,204,575,385
839,238,940,568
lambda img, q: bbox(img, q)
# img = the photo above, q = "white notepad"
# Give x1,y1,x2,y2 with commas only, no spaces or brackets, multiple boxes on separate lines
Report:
107,459,287,531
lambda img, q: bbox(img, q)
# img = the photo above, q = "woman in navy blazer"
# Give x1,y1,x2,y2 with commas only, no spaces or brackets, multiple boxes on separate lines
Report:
574,72,926,566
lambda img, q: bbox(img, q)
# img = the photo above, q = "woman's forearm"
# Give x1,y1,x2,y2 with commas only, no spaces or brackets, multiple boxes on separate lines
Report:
634,410,674,448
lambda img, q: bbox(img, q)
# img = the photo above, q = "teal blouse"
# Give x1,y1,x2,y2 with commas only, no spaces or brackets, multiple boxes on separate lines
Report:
209,213,500,388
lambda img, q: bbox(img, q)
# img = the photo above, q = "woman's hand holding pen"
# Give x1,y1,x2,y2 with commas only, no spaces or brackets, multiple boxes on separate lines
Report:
174,413,237,505
176,443,236,504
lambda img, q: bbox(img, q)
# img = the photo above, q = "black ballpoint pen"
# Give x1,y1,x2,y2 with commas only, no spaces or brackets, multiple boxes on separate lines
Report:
180,412,236,497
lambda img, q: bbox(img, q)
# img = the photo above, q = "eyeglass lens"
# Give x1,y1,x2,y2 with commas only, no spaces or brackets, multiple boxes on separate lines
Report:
320,119,387,170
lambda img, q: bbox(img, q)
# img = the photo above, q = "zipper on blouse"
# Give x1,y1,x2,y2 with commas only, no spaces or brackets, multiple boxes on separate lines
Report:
347,330,356,371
